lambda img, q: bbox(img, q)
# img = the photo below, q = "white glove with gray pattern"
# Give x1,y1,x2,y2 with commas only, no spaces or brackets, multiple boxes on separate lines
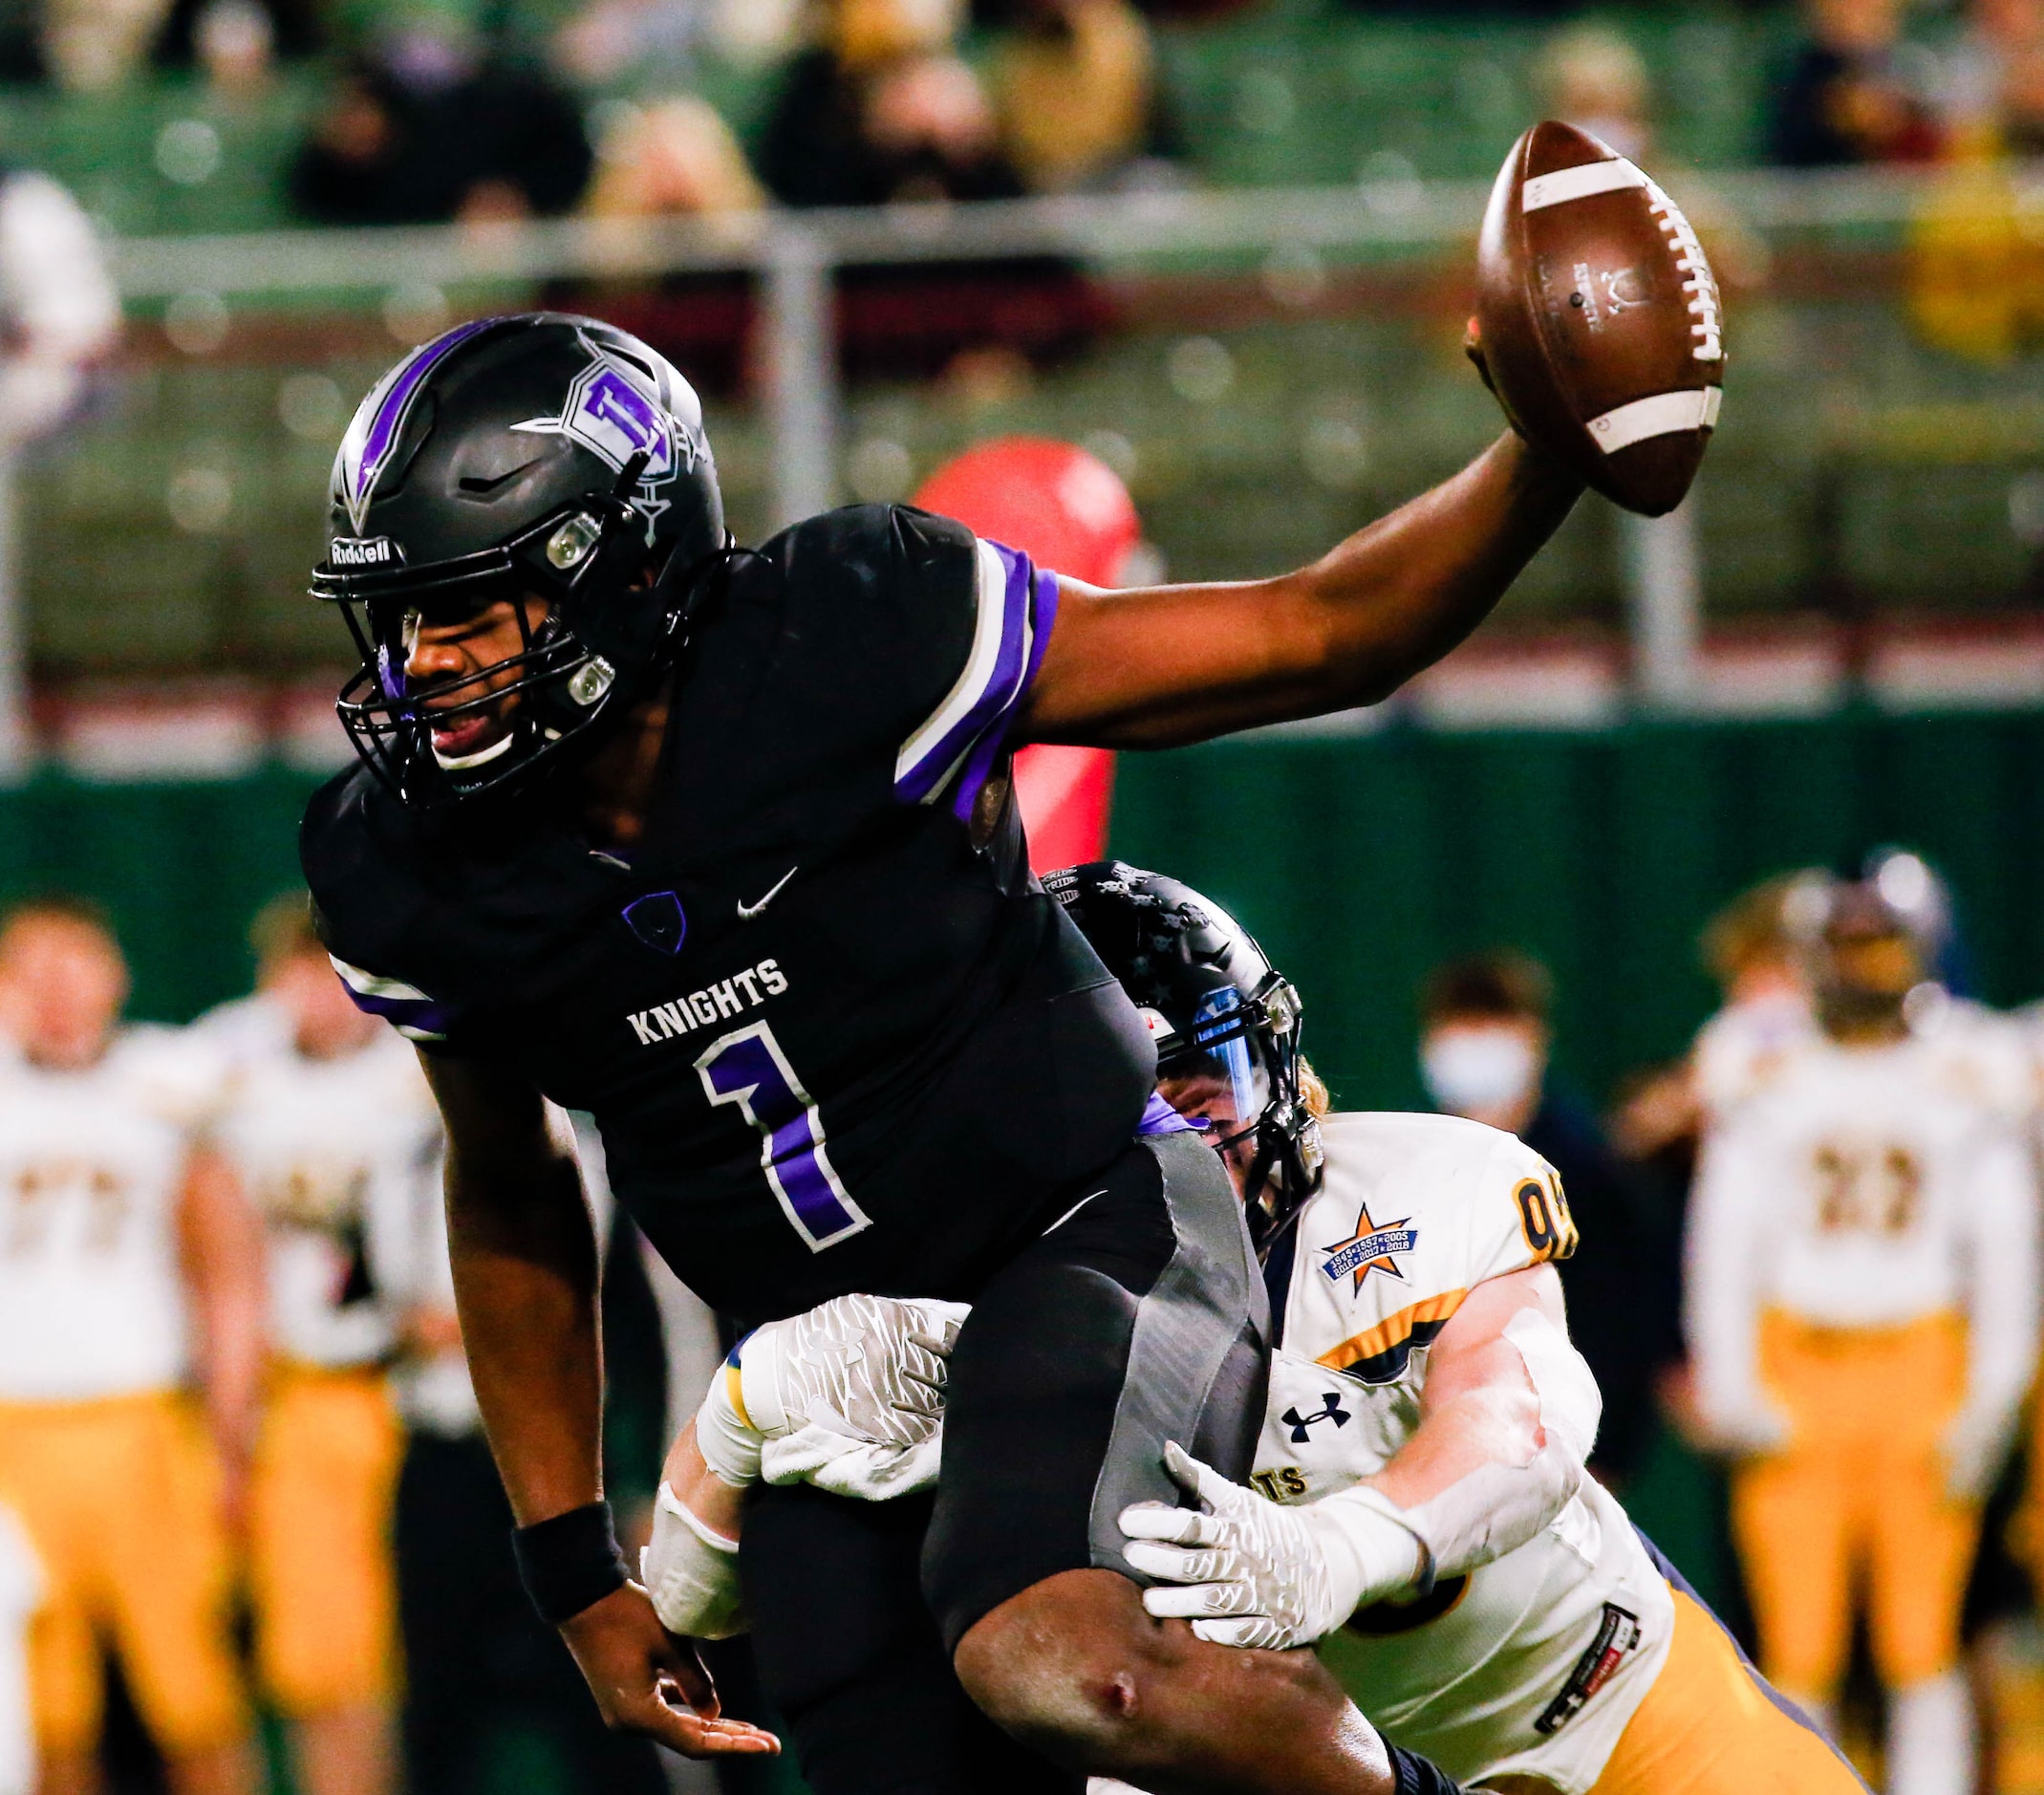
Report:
1119,1441,1427,1650
696,1294,969,1501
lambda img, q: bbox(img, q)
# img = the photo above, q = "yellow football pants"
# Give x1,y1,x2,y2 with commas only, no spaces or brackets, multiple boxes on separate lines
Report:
1585,1587,1865,1793
247,1364,401,1715
0,1392,247,1756
1731,1309,1973,1695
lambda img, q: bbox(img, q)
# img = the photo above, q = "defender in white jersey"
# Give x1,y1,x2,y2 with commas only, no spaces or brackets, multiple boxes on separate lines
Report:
1689,876,2039,1795
202,897,440,1795
642,867,1862,1795
0,896,259,1795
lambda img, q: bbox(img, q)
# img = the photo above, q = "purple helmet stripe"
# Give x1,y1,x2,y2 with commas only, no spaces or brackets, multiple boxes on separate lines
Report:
340,316,502,530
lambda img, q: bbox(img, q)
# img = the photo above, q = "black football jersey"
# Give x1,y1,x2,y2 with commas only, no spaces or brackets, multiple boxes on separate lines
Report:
302,505,1156,1325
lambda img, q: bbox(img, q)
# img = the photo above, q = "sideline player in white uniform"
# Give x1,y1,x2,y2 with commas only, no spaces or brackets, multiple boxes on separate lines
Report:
1688,876,2039,1795
0,895,260,1795
200,897,440,1795
639,866,1864,1795
1612,871,1819,1170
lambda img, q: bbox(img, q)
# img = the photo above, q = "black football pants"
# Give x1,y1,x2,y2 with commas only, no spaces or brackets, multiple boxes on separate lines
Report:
740,1131,1267,1795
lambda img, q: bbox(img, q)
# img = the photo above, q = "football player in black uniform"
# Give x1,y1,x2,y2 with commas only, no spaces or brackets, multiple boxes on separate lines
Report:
300,313,1580,1795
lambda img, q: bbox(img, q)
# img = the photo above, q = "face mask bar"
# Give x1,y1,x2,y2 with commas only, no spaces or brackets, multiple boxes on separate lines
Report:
332,591,592,806
315,460,727,807
1156,969,1323,1259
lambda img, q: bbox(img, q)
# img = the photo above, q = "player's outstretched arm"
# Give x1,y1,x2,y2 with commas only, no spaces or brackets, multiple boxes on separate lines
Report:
420,1052,778,1760
1021,430,1581,748
1122,1265,1600,1651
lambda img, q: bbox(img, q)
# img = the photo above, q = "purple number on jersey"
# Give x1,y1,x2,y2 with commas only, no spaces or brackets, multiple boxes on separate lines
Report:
696,1022,871,1251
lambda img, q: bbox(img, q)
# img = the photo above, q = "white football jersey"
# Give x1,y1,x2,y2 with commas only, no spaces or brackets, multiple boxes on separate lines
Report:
1908,991,2043,1133
0,1027,221,1401
1688,1033,2039,1429
1259,1113,1673,1794
0,1505,34,1795
210,1027,438,1370
1692,988,1815,1119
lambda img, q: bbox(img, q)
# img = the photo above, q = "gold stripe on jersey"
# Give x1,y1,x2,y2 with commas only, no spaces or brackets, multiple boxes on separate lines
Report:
1317,1288,1468,1383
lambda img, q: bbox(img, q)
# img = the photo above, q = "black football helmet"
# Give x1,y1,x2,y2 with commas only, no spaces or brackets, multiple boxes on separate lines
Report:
310,313,728,806
1046,860,1323,1255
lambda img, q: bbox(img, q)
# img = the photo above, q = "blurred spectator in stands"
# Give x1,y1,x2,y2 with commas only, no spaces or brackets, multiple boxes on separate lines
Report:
0,165,115,772
193,0,272,96
759,0,1023,207
39,0,169,89
550,0,699,93
1537,21,1652,162
1907,0,2044,358
552,0,807,85
1770,0,1942,166
0,170,116,453
1935,0,2044,157
1420,950,1681,1487
986,0,1178,194
291,32,592,227
585,95,764,219
153,0,315,86
557,97,760,399
1535,21,1768,293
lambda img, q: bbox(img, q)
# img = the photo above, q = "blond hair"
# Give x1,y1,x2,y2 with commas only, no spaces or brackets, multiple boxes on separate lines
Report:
1700,873,1808,990
1297,1054,1331,1120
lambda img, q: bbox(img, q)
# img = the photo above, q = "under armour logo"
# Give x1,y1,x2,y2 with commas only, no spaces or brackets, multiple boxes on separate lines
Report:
1281,1395,1351,1443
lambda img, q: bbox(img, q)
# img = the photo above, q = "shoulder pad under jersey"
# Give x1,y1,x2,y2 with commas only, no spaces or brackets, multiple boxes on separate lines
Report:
1284,1111,1572,1382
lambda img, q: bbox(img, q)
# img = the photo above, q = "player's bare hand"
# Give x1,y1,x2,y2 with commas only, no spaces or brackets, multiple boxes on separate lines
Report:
560,1583,780,1758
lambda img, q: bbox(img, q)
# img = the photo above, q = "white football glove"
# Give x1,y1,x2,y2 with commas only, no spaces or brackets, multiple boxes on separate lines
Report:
1119,1441,1425,1651
695,1293,969,1499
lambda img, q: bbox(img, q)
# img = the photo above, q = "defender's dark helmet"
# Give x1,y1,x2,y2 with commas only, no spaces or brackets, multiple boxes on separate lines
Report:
1046,860,1323,1255
310,313,727,806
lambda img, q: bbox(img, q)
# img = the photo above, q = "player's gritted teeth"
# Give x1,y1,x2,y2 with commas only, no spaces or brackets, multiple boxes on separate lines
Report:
404,594,547,758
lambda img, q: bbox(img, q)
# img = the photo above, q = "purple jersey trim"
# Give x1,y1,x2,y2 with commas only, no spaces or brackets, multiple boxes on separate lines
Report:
894,540,1056,810
337,981,456,1040
1137,1091,1194,1136
947,563,1060,823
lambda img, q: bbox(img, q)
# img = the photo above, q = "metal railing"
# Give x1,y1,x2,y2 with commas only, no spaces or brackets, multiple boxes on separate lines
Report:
101,164,1973,531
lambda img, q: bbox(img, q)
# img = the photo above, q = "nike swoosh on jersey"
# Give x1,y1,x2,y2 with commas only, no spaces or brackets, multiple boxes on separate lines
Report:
738,867,798,920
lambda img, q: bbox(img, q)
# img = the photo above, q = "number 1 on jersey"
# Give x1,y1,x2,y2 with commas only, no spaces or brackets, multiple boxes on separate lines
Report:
697,1022,872,1251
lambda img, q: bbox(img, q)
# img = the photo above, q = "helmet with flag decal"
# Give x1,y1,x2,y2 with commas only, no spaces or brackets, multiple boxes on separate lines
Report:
310,313,727,806
1044,860,1323,1255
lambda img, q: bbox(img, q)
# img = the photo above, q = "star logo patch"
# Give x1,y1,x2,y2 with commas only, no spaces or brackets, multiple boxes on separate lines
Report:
1319,1201,1419,1294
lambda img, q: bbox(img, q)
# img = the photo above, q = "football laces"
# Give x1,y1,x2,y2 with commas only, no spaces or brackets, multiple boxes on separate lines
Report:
1645,176,1724,365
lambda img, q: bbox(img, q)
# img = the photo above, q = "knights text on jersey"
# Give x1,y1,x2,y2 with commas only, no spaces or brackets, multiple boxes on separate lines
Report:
1259,1112,1674,1795
301,504,1156,1324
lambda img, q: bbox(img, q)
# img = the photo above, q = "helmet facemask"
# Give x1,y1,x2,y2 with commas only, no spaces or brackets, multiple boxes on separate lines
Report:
313,314,730,810
317,463,722,808
1157,970,1323,1257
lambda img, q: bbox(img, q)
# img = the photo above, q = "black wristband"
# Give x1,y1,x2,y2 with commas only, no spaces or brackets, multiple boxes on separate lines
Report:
1387,1743,1466,1795
511,1500,630,1626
